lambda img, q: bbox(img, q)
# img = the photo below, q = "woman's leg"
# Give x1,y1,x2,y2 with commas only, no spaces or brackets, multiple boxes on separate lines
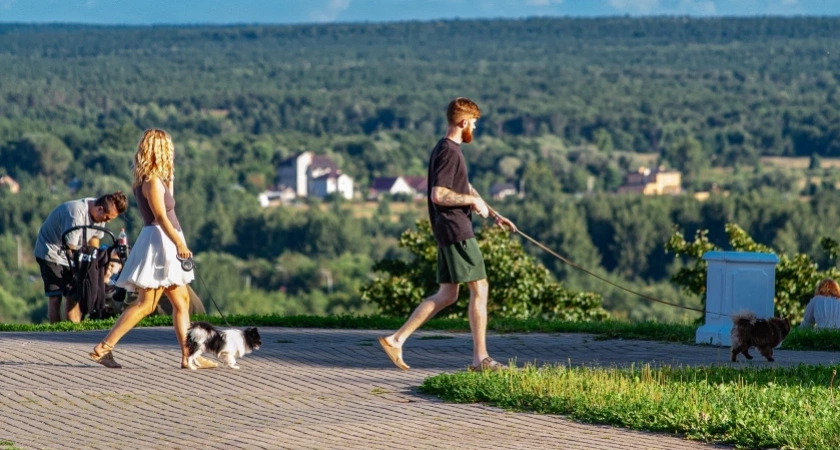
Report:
164,284,192,368
92,287,164,356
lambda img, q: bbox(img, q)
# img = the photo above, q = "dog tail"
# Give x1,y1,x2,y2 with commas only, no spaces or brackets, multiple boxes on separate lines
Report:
732,310,757,327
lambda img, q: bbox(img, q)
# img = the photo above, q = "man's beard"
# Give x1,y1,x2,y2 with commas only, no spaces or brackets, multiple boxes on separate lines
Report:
461,127,473,144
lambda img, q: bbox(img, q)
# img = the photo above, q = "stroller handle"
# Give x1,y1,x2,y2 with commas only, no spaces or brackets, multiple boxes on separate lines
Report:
61,225,118,248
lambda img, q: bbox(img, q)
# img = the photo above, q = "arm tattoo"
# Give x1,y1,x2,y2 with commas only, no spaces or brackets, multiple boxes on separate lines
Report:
433,187,473,207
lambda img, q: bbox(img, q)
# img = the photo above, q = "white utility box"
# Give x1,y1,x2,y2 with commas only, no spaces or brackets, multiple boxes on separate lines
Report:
695,251,779,346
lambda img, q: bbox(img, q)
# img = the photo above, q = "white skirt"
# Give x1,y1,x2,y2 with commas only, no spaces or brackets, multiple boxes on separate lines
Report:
116,225,194,292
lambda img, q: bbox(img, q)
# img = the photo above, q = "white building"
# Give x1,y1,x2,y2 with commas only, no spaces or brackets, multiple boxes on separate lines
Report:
617,166,682,195
369,176,413,199
276,151,353,200
310,170,354,200
490,182,518,200
369,175,427,200
258,188,297,207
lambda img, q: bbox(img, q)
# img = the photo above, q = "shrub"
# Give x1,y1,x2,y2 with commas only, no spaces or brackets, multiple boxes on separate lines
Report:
666,223,840,322
360,220,609,321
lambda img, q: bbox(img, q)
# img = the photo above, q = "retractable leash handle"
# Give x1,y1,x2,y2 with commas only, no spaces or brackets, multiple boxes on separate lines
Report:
176,255,194,272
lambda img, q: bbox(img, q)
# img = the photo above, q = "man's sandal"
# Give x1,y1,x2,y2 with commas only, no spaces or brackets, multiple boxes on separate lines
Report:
468,357,504,372
89,341,122,369
378,336,409,370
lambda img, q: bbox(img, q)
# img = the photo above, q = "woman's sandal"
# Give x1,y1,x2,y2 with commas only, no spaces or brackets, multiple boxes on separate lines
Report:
182,356,219,370
89,341,122,369
468,357,505,372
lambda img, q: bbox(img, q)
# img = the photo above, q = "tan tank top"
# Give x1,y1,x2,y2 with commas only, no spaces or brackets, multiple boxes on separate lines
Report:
134,182,181,231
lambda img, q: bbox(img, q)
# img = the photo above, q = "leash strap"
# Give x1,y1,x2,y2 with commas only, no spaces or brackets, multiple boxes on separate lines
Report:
193,266,233,328
516,229,708,315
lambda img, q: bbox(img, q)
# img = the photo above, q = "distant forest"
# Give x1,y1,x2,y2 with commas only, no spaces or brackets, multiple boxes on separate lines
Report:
1,18,839,323
1,18,839,158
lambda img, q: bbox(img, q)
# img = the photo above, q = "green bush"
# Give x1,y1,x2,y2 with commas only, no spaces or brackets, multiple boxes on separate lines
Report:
360,220,608,321
666,223,840,323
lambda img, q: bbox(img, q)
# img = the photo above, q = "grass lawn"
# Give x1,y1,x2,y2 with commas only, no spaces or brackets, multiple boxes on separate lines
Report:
761,156,840,169
420,363,840,449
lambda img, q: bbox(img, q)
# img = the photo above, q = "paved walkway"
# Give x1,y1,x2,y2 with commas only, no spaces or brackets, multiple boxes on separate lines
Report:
1,328,838,450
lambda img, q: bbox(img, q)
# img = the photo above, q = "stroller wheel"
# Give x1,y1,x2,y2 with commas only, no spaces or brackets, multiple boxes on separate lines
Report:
112,287,127,303
124,291,139,305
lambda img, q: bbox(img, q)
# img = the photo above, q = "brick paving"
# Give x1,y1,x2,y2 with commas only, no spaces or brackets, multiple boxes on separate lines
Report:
1,328,838,449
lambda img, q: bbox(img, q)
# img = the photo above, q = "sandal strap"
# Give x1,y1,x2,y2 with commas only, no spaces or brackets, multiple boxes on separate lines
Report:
100,341,115,351
481,357,500,367
468,357,504,372
90,350,122,368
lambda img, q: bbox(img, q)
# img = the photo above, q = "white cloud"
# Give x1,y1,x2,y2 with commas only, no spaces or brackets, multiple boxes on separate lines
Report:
679,0,716,14
525,0,564,6
608,0,660,13
310,0,352,22
609,0,717,15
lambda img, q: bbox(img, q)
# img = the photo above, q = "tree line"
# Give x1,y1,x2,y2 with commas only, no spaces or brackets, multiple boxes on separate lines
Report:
1,18,839,322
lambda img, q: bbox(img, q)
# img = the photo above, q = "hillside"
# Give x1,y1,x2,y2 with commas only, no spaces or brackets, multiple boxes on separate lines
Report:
0,18,838,158
2,18,840,324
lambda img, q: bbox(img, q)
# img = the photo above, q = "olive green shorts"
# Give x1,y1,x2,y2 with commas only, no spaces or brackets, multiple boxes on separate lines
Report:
437,238,487,284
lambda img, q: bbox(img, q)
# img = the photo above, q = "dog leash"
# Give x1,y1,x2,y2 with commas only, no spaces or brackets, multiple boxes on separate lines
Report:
505,223,751,320
515,229,708,314
189,262,234,328
189,221,731,322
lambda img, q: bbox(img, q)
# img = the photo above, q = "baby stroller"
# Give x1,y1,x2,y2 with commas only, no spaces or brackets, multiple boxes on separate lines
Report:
60,225,129,320
60,225,208,319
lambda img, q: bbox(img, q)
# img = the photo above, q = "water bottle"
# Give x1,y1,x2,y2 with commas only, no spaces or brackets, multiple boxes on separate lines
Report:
117,228,129,260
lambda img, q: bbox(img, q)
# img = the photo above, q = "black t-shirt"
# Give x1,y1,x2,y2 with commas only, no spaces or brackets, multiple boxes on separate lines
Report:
427,138,474,247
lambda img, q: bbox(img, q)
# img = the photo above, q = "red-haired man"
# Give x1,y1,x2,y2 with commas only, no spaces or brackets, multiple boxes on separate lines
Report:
379,98,517,372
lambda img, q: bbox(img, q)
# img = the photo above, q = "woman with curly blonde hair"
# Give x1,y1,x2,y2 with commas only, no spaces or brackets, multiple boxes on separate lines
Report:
800,278,840,329
89,129,216,369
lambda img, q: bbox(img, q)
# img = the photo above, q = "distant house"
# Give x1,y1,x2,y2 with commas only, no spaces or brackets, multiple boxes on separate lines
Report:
0,175,19,194
490,182,518,200
403,176,428,196
258,188,296,207
369,175,427,200
310,170,354,200
276,151,353,200
617,166,681,195
369,176,414,199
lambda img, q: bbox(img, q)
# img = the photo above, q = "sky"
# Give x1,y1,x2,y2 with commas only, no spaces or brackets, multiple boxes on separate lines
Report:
0,0,837,25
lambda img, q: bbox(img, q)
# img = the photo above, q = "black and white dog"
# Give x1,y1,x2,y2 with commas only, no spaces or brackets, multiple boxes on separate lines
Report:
186,321,261,370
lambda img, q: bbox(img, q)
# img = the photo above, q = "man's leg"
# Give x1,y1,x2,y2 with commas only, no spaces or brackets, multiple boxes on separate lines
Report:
47,295,62,324
384,283,460,348
38,258,67,324
379,284,459,369
466,278,490,367
66,297,81,323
